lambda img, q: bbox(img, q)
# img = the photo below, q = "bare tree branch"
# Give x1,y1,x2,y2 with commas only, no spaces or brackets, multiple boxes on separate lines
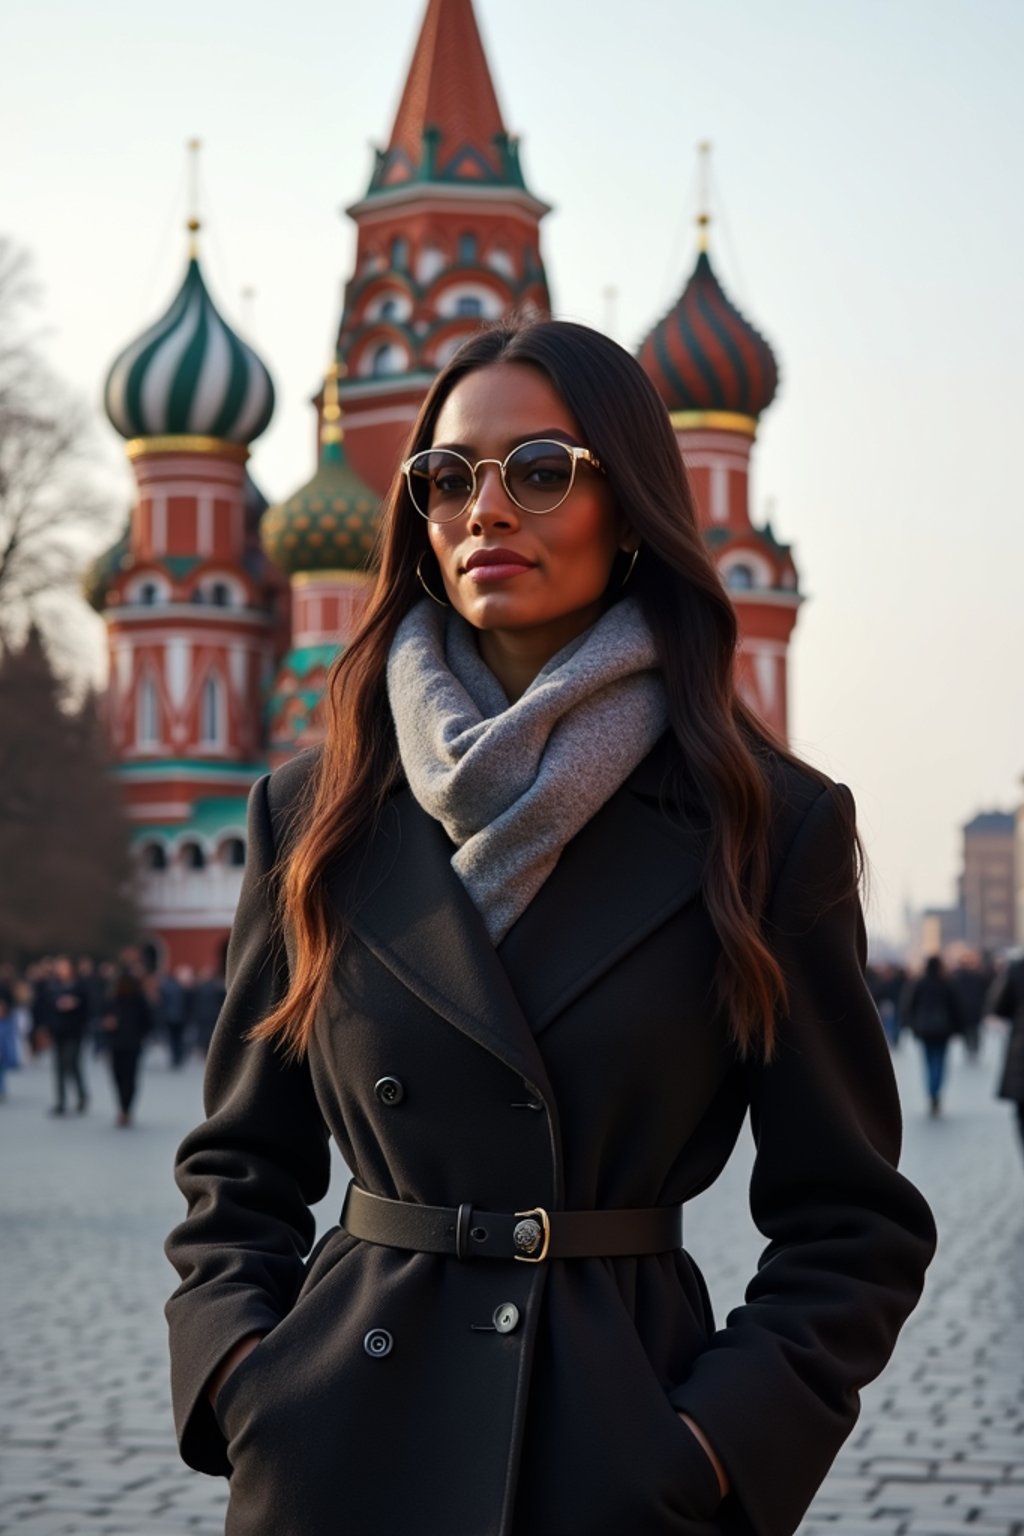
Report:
0,236,123,654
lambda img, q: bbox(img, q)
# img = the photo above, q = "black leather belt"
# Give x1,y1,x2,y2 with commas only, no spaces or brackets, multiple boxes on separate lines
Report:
340,1181,682,1264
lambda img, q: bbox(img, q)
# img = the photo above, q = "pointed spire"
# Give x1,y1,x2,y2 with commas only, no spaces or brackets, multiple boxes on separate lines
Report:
186,137,202,258
696,140,712,253
320,361,345,461
377,0,513,188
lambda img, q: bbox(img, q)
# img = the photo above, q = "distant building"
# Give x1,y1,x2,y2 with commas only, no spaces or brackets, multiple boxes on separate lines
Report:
961,810,1016,953
917,907,964,961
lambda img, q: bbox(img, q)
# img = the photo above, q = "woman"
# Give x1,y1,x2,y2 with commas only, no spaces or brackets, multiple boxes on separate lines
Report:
903,955,962,1116
166,320,936,1536
102,967,151,1126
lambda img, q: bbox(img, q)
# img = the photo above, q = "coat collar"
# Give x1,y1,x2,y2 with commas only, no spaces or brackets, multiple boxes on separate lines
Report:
338,734,706,1079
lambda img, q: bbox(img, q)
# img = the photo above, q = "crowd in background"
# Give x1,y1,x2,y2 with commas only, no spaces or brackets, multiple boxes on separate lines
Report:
0,954,226,1125
1,947,1022,1154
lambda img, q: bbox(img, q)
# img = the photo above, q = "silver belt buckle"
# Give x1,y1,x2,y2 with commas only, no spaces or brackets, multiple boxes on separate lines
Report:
512,1206,551,1263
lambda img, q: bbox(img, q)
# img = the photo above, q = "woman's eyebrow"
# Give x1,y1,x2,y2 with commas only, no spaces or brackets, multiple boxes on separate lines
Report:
430,428,580,453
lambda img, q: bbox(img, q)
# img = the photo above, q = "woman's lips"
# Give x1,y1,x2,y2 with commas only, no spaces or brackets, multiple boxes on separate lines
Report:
462,549,536,583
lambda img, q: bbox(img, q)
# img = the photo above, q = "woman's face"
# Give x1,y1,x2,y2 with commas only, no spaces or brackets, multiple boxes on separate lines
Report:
424,362,630,646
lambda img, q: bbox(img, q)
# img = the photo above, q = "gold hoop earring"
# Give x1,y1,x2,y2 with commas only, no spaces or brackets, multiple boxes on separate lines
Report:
416,552,450,607
619,548,639,588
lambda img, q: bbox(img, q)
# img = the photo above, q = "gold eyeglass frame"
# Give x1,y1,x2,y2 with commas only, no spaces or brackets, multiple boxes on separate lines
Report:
401,438,605,523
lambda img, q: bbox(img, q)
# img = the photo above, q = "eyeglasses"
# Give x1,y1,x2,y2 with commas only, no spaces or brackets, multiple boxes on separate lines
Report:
401,438,605,524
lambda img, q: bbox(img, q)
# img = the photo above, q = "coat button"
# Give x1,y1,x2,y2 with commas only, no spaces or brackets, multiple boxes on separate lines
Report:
493,1303,520,1334
374,1076,404,1106
363,1328,393,1357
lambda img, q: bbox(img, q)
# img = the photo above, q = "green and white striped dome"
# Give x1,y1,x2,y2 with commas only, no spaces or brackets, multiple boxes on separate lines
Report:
104,255,274,444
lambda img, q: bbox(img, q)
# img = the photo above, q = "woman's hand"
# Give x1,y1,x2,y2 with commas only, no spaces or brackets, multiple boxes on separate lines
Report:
207,1332,265,1409
677,1411,729,1499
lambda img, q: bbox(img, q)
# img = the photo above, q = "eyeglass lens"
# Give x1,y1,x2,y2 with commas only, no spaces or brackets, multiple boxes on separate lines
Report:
406,440,577,522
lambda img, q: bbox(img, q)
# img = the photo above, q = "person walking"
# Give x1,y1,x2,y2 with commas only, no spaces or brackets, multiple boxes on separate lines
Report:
156,969,190,1068
987,952,1024,1161
904,955,963,1115
166,319,935,1536
189,966,226,1058
0,970,18,1102
47,955,89,1116
101,968,153,1127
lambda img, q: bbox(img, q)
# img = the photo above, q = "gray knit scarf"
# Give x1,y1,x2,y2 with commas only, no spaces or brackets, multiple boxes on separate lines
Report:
386,596,668,943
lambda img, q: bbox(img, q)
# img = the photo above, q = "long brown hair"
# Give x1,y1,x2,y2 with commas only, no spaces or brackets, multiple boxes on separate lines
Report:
252,319,858,1059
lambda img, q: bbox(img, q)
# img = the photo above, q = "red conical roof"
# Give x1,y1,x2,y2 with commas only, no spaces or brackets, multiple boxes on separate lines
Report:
388,0,506,174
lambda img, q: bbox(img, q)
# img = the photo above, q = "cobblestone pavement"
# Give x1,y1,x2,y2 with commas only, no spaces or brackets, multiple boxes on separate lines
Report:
1,1024,1021,1535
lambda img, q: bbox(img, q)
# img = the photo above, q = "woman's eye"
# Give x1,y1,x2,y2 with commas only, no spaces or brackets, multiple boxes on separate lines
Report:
524,464,570,485
435,472,472,495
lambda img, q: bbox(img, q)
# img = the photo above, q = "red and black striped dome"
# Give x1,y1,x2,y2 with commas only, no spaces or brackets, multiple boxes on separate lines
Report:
637,250,778,419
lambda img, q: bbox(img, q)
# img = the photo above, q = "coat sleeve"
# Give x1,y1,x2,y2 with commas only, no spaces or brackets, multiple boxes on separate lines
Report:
164,772,331,1476
668,783,937,1536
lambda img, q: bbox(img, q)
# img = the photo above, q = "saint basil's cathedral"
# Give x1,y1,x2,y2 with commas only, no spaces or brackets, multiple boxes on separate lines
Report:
89,0,800,971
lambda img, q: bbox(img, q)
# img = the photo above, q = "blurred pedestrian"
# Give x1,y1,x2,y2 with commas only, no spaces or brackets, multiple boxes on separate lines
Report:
190,966,226,1057
157,968,190,1068
0,970,18,1102
48,955,89,1116
949,950,994,1061
76,957,109,1056
101,968,153,1127
986,953,1024,1161
903,955,963,1116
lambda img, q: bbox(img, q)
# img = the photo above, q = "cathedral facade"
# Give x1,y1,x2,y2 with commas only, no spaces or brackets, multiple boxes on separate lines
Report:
92,0,800,969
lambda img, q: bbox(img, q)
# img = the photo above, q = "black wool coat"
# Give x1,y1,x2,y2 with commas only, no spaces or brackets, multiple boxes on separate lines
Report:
165,739,936,1536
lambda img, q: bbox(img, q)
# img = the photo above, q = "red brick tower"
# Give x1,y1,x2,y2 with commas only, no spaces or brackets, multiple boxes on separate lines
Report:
96,216,284,969
333,0,552,496
638,156,801,740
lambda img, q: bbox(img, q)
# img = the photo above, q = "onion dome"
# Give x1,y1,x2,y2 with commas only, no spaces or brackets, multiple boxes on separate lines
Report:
104,241,274,445
638,247,778,420
260,364,378,575
83,523,131,612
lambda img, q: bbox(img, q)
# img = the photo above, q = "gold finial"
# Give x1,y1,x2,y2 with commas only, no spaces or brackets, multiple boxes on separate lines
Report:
186,138,203,257
322,359,346,445
696,140,712,252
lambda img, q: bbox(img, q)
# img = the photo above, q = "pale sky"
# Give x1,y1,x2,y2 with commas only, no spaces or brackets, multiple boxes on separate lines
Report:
3,0,1022,946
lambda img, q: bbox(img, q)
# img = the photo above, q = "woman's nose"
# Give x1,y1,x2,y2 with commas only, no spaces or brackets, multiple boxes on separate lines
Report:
468,462,519,530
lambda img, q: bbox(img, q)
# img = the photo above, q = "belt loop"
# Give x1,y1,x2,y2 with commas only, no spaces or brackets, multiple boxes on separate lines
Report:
455,1202,473,1260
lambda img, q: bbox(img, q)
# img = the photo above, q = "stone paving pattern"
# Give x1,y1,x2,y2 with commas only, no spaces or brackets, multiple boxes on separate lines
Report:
1,1025,1021,1535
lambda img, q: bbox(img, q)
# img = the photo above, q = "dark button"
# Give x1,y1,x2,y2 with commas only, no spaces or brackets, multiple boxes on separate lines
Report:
363,1328,393,1358
493,1303,520,1334
374,1076,404,1106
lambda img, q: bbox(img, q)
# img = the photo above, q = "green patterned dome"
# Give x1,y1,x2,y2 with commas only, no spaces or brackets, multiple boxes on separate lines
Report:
104,250,274,444
261,367,379,575
83,523,131,611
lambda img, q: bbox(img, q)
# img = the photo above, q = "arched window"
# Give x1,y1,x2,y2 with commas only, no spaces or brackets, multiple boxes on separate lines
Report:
371,342,404,377
139,582,159,606
219,837,246,867
140,842,167,871
201,672,226,746
455,295,483,317
181,842,206,870
137,676,160,747
210,581,231,607
379,298,399,321
458,232,478,264
724,563,755,591
390,236,409,270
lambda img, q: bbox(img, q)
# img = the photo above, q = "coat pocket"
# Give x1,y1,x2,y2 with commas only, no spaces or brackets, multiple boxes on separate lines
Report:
214,1231,360,1439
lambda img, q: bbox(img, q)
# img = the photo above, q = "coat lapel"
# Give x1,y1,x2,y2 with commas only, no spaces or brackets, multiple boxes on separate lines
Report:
497,744,708,1036
338,787,554,1098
